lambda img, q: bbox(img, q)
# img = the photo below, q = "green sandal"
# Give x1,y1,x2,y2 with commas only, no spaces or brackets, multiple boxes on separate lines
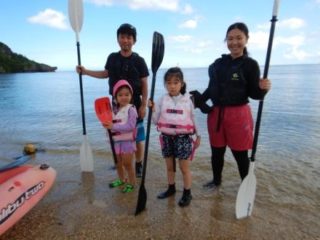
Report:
122,184,134,193
109,179,124,188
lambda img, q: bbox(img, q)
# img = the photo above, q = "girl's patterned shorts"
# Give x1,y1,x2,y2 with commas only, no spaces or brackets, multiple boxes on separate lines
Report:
159,134,192,160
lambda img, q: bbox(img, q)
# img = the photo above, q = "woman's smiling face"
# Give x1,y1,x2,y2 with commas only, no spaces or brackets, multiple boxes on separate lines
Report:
226,28,248,59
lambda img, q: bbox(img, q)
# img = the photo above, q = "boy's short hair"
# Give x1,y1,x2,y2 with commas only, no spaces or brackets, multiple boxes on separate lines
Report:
117,23,137,41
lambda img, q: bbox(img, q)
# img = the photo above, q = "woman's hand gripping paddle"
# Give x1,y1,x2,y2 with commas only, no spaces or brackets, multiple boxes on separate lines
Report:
68,0,94,172
135,32,165,216
235,0,280,219
94,97,117,165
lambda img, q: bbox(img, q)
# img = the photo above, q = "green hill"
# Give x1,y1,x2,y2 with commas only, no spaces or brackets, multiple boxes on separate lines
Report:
0,42,57,73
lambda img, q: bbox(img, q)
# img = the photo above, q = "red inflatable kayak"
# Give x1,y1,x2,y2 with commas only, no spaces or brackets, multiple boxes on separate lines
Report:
0,164,56,236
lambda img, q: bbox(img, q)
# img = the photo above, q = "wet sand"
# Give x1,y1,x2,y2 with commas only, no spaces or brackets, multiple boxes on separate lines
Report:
0,151,319,240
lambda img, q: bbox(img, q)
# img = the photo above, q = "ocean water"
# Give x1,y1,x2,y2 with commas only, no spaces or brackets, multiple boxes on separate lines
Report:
1,65,319,163
0,65,319,239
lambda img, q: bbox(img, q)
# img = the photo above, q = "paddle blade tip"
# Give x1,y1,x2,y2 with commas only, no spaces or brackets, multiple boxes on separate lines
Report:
151,31,165,74
135,186,147,216
235,174,257,219
80,136,94,172
94,97,113,124
68,0,84,34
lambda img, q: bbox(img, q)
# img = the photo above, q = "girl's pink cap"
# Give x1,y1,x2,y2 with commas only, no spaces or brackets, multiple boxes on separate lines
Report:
113,80,133,97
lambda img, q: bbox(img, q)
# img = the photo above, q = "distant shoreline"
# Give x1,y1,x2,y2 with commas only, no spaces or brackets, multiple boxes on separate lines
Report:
37,63,319,73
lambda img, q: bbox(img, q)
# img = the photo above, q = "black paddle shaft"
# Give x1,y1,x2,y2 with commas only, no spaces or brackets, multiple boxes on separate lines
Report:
251,15,278,161
135,32,164,215
141,33,164,182
76,41,87,135
140,73,157,184
142,32,164,183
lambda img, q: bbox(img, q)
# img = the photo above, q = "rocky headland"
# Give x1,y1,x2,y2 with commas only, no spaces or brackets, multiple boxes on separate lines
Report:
0,42,57,73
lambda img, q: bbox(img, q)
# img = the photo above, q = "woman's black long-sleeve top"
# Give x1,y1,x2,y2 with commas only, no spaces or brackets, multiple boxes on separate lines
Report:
202,54,266,106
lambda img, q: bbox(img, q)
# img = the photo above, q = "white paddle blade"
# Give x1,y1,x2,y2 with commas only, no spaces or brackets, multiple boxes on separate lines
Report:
236,162,257,219
80,135,94,172
68,0,83,34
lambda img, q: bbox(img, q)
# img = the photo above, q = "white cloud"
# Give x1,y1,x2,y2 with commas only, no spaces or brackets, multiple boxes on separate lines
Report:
87,0,113,6
277,35,305,47
276,35,309,61
181,4,193,14
87,0,180,11
28,9,68,30
179,19,197,29
188,40,212,54
128,0,179,11
254,17,312,62
248,31,269,50
256,23,270,30
284,47,309,61
248,30,311,62
169,35,192,43
169,35,213,54
257,17,305,31
278,18,305,29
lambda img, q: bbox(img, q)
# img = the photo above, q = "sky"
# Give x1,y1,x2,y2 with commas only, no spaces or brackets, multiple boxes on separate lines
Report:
1,0,320,71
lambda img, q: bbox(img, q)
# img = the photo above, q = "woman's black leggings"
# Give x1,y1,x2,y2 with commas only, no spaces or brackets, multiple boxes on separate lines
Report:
211,146,250,185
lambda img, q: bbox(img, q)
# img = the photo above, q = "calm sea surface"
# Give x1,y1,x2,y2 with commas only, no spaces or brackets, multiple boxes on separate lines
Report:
1,65,319,163
0,65,319,239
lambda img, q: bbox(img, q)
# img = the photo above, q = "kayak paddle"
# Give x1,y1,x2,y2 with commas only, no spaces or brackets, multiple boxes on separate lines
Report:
94,97,117,165
135,31,165,215
68,0,94,172
235,0,280,219
95,97,113,124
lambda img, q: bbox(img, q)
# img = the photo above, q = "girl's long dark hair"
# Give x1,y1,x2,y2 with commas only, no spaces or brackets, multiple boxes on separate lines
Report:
164,67,186,94
225,22,249,56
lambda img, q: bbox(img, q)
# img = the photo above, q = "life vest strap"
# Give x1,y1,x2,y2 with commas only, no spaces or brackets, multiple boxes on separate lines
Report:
166,109,183,114
111,132,121,136
111,130,136,142
113,119,122,123
157,122,194,131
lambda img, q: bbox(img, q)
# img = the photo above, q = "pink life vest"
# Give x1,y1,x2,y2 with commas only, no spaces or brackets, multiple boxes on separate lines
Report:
111,104,137,142
157,94,195,135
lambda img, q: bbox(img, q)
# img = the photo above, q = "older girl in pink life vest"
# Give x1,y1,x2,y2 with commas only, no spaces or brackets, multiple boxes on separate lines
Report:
150,67,201,207
103,80,138,193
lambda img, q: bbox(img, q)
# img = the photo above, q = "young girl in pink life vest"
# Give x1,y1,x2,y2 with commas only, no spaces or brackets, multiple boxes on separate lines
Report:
103,80,138,193
150,67,201,207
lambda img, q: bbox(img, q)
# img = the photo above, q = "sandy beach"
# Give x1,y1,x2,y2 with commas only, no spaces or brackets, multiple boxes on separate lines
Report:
0,150,319,240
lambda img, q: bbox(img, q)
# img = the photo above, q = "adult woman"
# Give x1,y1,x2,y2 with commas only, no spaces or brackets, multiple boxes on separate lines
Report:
191,22,271,189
